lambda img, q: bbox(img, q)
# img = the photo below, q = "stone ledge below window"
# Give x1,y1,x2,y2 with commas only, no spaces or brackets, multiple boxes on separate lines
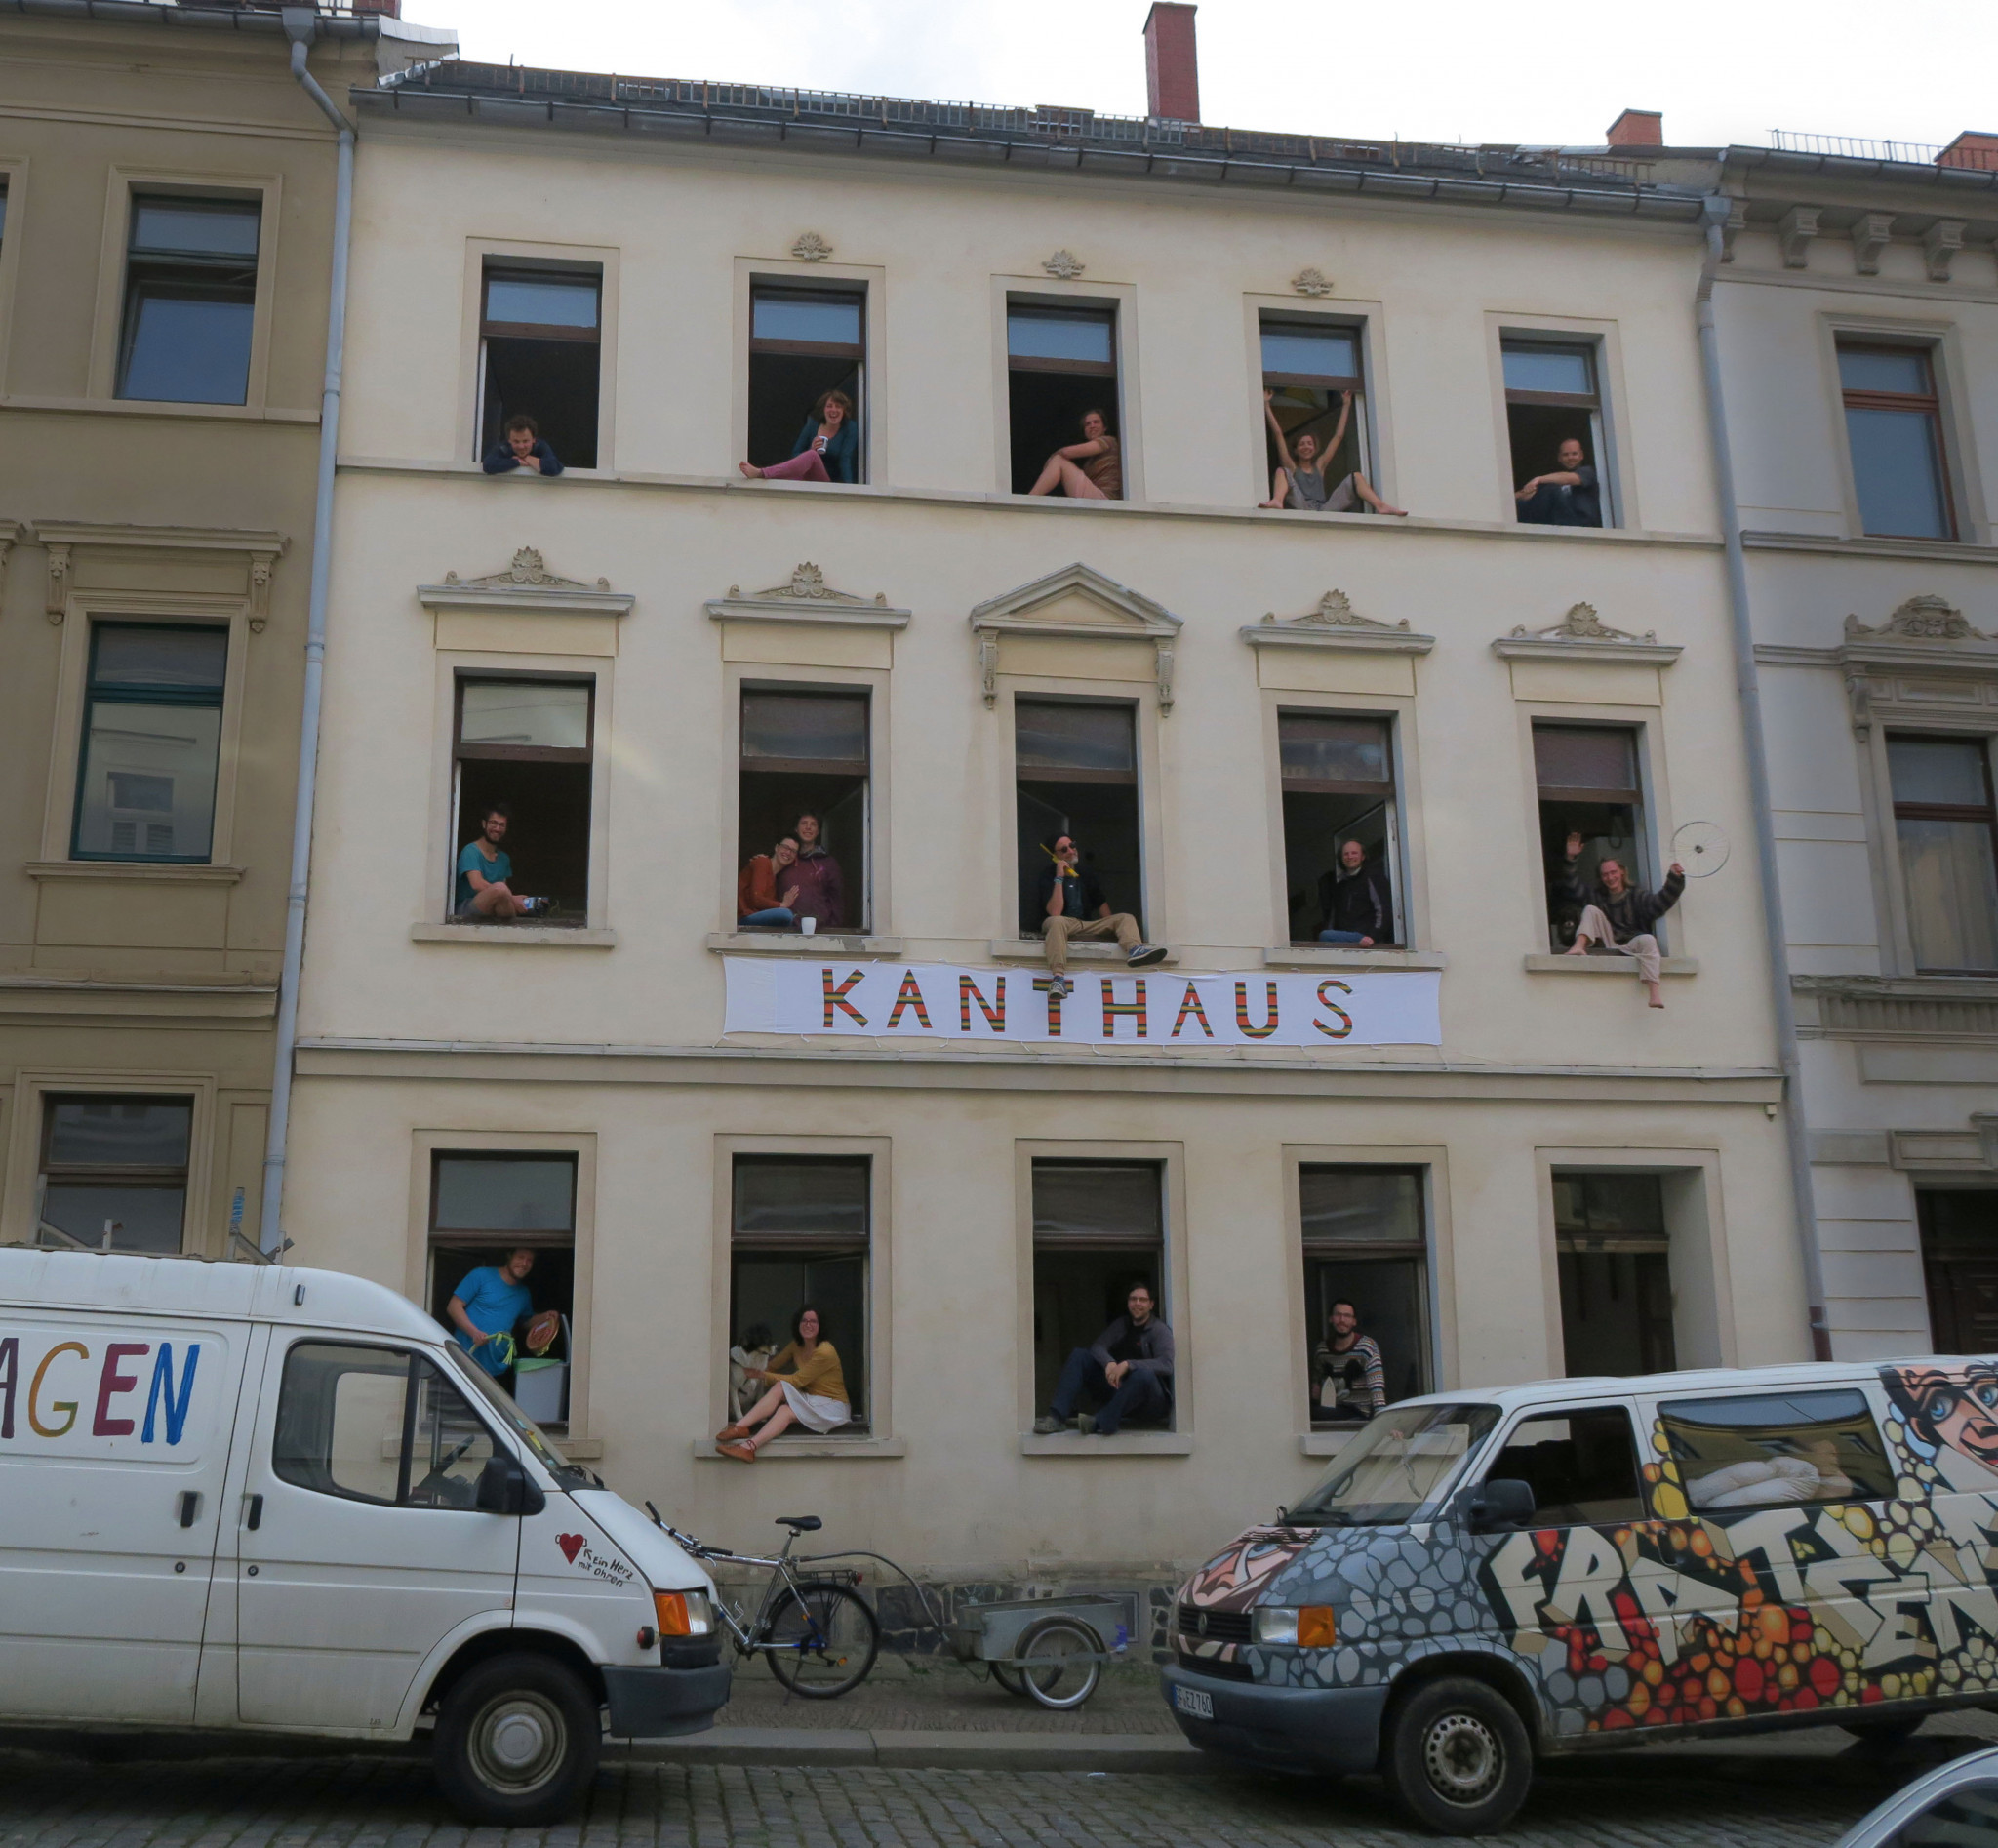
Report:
1264,947,1448,972
988,940,1180,966
27,860,246,884
707,932,906,958
550,1437,603,1462
692,1436,906,1461
411,922,617,948
1300,1429,1366,1459
1524,953,1698,978
1019,1431,1192,1458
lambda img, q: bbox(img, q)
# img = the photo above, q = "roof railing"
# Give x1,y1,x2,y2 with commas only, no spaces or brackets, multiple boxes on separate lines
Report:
1769,128,1998,171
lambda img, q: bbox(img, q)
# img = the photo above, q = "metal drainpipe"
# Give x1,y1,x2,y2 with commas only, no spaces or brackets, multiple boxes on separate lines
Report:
1694,194,1831,1360
259,11,353,1256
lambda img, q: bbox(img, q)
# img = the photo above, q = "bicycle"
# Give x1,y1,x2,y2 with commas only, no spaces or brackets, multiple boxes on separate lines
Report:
645,1507,880,1698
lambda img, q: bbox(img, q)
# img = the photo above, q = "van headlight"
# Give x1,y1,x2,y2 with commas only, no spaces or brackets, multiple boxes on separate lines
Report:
655,1589,714,1637
1254,1606,1336,1647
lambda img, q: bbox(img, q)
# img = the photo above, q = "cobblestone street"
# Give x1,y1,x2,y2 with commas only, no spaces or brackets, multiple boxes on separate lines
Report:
0,1746,1937,1848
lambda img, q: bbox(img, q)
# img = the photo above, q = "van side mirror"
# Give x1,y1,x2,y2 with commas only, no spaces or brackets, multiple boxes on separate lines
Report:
475,1452,546,1517
1467,1478,1537,1532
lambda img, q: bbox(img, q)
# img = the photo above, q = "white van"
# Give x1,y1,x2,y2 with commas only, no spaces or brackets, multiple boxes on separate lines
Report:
1165,1358,1998,1834
0,1249,729,1823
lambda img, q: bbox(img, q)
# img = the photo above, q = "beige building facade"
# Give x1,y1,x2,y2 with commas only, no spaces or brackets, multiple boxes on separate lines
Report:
282,56,1818,1610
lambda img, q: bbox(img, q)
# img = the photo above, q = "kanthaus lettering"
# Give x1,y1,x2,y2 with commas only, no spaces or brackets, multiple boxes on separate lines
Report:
0,1326,208,1456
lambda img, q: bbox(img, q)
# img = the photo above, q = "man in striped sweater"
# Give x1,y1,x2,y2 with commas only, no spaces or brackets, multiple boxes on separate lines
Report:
1315,1299,1386,1423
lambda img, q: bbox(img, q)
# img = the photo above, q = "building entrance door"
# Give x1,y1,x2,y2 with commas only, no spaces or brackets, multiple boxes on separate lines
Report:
1920,1191,1998,1353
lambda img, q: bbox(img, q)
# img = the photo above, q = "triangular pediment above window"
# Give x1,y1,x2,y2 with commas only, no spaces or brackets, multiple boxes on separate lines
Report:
969,563,1182,709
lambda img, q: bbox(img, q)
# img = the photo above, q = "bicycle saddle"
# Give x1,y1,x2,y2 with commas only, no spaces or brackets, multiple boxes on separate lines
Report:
776,1514,823,1533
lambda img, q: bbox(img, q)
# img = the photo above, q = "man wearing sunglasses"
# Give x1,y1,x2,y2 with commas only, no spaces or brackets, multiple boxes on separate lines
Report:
1038,832,1167,1000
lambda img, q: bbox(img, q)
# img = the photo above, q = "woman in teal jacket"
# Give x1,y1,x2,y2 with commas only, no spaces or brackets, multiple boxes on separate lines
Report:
739,388,859,484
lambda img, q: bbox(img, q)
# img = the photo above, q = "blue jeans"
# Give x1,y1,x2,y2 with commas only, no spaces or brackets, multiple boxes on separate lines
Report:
739,907,796,928
1049,1348,1172,1434
1317,928,1369,944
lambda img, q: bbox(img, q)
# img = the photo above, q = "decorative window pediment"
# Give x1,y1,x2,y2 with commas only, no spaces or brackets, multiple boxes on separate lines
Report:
1242,589,1433,657
705,561,909,630
1491,601,1681,666
419,547,633,617
31,521,287,628
1839,595,1998,737
969,561,1182,709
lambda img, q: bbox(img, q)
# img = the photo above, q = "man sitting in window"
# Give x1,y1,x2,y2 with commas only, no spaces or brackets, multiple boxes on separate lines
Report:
482,413,565,477
1033,1282,1175,1436
446,1248,536,1383
1316,839,1391,945
738,835,802,929
1514,437,1600,527
1038,833,1167,1001
457,803,533,922
1561,830,1685,1009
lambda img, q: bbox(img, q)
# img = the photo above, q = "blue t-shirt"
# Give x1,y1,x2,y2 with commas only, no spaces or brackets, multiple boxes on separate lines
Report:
456,841,512,909
451,1265,534,1375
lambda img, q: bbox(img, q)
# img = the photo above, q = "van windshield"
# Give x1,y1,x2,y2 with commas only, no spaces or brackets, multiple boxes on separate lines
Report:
442,1343,594,1490
1286,1402,1501,1527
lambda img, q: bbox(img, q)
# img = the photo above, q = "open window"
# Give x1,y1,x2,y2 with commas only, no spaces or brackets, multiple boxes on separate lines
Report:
1300,1166,1428,1425
450,676,593,926
71,623,227,864
1015,699,1141,936
1533,722,1649,951
748,283,864,481
37,1095,192,1253
1889,735,1998,972
1503,339,1609,527
1007,301,1120,497
738,689,867,932
1031,1159,1168,1426
118,194,260,405
1838,341,1954,541
730,1155,870,1433
1260,316,1367,502
478,263,601,470
1483,1405,1644,1526
427,1151,577,1428
1554,1172,1675,1377
1279,712,1399,944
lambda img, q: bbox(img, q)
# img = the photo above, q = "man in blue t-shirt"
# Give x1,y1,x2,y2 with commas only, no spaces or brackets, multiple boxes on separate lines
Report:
447,1248,536,1378
456,803,529,920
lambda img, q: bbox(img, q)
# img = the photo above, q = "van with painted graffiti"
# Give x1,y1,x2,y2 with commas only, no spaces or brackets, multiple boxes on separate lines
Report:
1163,1358,1998,1834
0,1248,729,1824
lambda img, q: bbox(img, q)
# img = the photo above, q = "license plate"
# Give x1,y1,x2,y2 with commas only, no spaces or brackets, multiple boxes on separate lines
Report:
1174,1685,1215,1719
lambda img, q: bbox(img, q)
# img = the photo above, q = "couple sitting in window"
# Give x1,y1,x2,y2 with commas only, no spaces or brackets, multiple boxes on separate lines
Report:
1260,391,1406,516
716,1305,849,1461
737,812,845,932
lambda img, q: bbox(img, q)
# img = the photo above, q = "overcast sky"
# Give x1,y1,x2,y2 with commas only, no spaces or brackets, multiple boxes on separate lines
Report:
400,0,1994,154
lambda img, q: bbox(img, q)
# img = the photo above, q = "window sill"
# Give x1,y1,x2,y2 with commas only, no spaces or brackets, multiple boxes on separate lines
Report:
693,1435,906,1461
706,932,905,957
1525,953,1697,977
1263,946,1448,972
1019,1430,1192,1457
987,940,1179,966
1,393,318,425
410,922,617,947
551,1436,603,1461
1300,1429,1367,1458
26,860,246,884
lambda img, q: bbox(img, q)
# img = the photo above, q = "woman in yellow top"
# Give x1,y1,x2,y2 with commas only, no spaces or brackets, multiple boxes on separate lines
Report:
716,1304,849,1461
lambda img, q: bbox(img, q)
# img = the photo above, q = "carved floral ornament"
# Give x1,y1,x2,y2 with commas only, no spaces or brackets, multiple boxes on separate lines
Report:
705,562,908,630
420,547,632,617
1839,595,1998,740
790,230,834,262
1491,601,1681,665
1846,593,1992,645
1042,249,1086,279
442,547,611,593
1291,267,1334,297
1242,588,1434,656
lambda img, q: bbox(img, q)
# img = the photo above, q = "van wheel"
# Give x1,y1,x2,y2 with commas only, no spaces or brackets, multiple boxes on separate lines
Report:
1381,1676,1532,1836
433,1653,601,1826
1839,1713,1924,1744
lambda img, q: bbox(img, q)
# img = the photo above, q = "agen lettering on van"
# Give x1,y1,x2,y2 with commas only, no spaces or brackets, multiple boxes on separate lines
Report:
0,1336,200,1445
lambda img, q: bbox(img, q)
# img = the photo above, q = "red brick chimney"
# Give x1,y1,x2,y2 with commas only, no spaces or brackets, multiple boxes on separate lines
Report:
1143,3,1199,125
1938,131,1998,171
1606,109,1663,148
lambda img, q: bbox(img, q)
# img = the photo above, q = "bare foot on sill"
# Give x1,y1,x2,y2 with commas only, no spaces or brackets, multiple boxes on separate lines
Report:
739,462,764,479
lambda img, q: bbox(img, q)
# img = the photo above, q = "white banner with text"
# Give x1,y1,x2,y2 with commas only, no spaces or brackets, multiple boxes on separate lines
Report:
724,958,1441,1049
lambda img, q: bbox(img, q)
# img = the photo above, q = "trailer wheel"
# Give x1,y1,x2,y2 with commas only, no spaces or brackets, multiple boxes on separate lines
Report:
990,1664,1027,1697
1380,1675,1532,1836
432,1653,600,1826
1017,1616,1102,1710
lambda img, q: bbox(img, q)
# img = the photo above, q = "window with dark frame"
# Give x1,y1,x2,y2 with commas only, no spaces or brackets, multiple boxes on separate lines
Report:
72,623,227,864
1260,316,1367,503
1889,735,1998,972
451,677,593,925
1280,712,1399,945
1502,339,1608,527
1659,1387,1893,1512
1030,1159,1168,1427
117,194,260,405
479,263,601,470
747,283,864,481
1007,302,1120,497
1553,1172,1676,1378
1916,1188,1998,1355
738,689,868,932
427,1152,578,1428
1015,699,1141,937
1301,1166,1428,1424
37,1095,192,1253
1533,723,1650,951
730,1155,870,1432
1482,1405,1645,1526
1838,341,1954,542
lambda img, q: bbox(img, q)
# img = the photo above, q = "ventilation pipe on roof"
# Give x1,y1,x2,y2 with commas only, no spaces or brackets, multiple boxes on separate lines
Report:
259,9,354,1257
1693,193,1830,1359
1142,2,1199,125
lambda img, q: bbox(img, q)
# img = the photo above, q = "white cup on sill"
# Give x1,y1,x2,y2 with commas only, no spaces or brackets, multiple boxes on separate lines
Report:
800,916,818,937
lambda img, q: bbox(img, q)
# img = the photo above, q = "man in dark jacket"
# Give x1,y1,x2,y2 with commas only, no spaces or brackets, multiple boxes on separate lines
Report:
787,811,845,931
482,413,564,476
1033,1283,1174,1435
1562,830,1685,1008
1316,840,1391,945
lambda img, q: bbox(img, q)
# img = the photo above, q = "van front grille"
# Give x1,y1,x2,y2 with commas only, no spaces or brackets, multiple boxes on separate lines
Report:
1176,1602,1253,1645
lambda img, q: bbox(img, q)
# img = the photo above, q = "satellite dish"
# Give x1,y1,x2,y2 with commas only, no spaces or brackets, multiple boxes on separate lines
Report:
1672,821,1731,878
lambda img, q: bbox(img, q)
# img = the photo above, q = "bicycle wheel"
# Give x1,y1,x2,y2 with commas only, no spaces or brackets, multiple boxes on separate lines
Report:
765,1582,879,1698
1017,1616,1101,1710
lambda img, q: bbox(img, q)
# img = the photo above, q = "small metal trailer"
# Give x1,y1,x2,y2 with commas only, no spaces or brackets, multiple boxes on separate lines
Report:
948,1594,1131,1710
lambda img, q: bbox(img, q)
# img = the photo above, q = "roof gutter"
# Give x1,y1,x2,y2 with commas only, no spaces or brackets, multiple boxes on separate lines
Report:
260,7,353,1257
1694,192,1830,1360
2,0,374,34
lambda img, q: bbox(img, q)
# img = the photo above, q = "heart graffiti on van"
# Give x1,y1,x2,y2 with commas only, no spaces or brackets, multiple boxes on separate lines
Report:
557,1532,585,1562
553,1531,634,1585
